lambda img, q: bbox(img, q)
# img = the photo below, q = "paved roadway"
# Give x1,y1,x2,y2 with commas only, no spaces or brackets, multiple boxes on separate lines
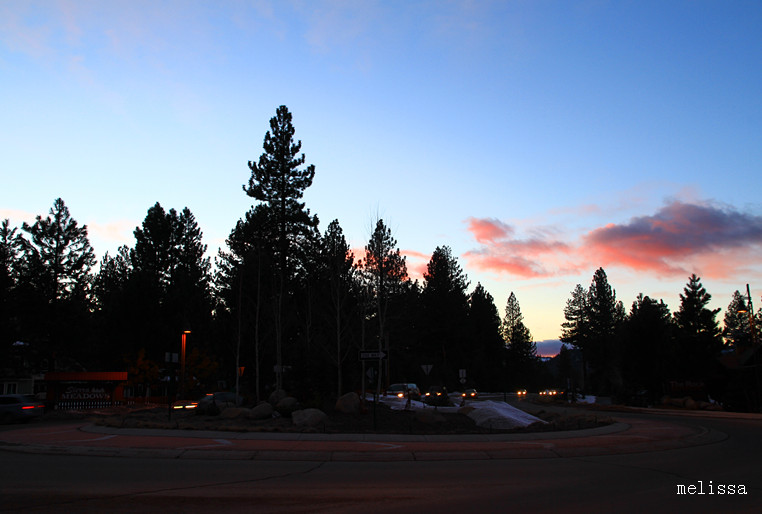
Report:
1,403,760,513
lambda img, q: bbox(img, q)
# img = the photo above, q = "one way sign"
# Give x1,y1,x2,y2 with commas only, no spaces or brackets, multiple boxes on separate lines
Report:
359,351,387,360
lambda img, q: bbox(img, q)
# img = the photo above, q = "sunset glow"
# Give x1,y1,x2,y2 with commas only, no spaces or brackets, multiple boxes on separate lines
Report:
2,1,761,345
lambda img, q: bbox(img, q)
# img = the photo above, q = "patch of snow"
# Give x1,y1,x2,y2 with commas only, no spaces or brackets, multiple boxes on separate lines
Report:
370,395,544,429
464,400,544,429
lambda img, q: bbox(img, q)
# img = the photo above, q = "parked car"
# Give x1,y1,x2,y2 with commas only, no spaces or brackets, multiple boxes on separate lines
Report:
0,394,45,423
385,383,421,400
424,386,450,406
195,392,243,415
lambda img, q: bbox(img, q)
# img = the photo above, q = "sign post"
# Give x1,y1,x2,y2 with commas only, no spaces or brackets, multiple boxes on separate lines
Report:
359,351,387,430
459,369,467,406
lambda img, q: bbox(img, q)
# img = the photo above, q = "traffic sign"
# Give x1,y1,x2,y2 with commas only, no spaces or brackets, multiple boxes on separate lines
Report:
359,351,387,360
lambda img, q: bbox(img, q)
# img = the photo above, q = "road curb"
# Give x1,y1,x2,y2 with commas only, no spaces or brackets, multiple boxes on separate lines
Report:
79,420,630,442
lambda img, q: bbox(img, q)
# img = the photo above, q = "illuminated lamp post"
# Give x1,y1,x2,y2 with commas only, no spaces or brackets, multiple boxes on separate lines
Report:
180,329,191,400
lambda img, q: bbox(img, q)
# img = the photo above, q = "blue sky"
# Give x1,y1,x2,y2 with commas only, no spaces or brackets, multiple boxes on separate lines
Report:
2,1,762,353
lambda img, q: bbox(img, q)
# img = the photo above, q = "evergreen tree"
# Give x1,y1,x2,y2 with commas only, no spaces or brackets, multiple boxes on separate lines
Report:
501,292,537,388
467,283,505,390
622,294,674,402
420,246,470,387
560,284,590,351
168,207,212,328
18,198,95,304
215,205,277,402
587,268,625,394
0,220,20,361
422,246,469,300
361,219,408,393
0,219,17,291
243,105,318,390
560,283,591,389
128,203,213,369
318,219,357,398
15,198,95,363
723,290,754,351
129,202,177,364
673,274,722,382
92,246,133,367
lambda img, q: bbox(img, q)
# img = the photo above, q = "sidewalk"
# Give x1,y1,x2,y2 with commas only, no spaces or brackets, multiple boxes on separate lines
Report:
0,413,727,462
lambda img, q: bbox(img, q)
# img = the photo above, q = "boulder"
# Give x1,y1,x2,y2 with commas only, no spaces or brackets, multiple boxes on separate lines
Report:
292,408,328,428
251,402,274,420
335,392,361,414
275,396,299,416
268,389,288,407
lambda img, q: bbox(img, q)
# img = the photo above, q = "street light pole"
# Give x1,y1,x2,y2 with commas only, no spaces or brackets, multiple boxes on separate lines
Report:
181,330,191,400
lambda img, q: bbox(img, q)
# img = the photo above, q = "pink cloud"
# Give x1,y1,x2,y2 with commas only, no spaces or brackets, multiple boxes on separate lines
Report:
464,200,762,280
581,201,762,277
465,217,513,244
464,218,571,278
402,249,430,282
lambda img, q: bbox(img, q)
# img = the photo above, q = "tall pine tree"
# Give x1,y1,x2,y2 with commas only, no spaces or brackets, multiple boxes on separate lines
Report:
243,105,318,390
420,246,469,388
673,274,722,383
16,198,95,364
362,219,408,392
502,292,537,389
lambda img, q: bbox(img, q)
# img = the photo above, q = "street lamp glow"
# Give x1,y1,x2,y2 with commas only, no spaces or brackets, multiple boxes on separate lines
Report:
181,329,191,400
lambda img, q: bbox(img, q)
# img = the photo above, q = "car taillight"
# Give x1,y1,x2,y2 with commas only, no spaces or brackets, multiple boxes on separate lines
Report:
22,405,39,410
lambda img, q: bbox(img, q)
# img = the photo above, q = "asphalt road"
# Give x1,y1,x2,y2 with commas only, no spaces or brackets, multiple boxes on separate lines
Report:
1,409,760,513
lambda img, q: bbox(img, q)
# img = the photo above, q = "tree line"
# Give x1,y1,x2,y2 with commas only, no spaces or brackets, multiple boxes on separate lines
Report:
560,268,760,410
1,105,759,410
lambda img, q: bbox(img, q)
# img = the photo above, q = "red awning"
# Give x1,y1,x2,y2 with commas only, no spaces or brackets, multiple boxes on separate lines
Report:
44,372,128,382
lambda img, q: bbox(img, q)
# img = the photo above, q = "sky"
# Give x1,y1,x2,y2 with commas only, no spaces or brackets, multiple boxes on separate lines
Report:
2,1,762,356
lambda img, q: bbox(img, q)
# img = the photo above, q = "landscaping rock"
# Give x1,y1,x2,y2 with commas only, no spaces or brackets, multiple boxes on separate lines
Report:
275,396,299,416
268,389,288,407
335,392,361,414
292,408,328,427
251,402,274,419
